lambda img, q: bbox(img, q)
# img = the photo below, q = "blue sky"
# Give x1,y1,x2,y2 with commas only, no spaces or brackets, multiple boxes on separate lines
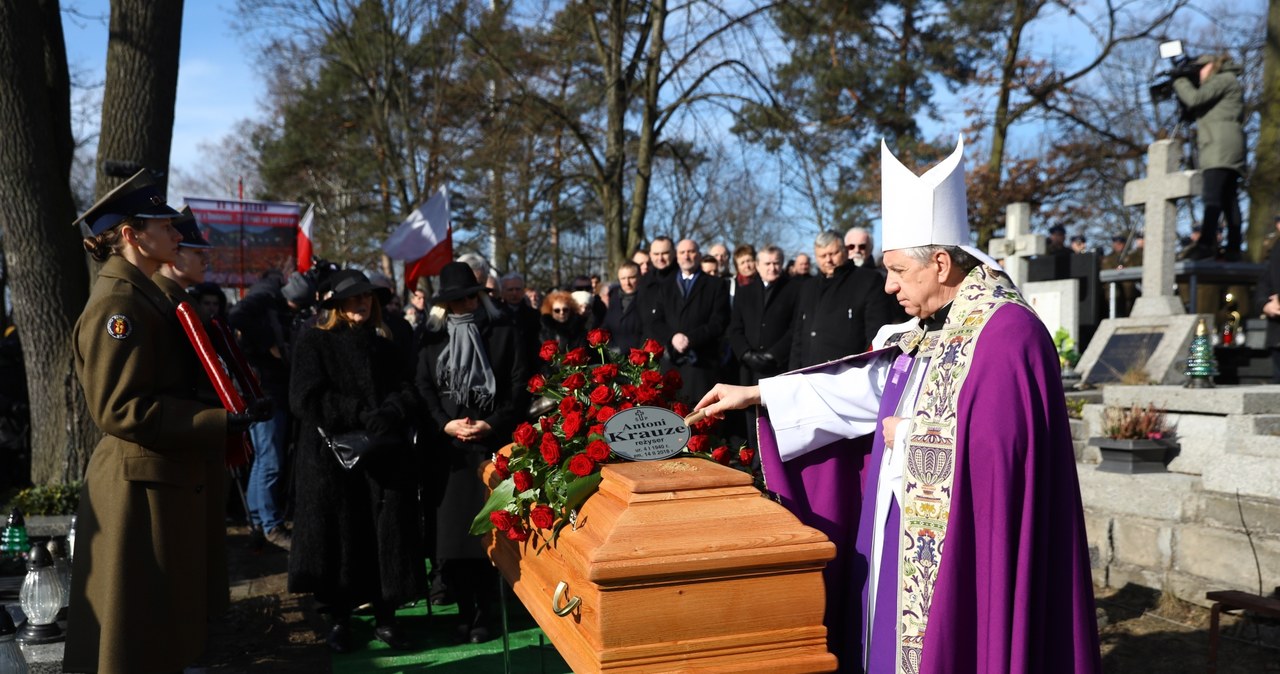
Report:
63,1,263,175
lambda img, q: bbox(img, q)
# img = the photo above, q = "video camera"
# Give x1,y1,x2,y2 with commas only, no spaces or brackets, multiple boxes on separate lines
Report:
1149,40,1201,103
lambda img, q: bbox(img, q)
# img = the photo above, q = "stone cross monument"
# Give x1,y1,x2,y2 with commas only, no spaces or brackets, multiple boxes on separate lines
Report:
987,202,1044,289
1122,139,1202,317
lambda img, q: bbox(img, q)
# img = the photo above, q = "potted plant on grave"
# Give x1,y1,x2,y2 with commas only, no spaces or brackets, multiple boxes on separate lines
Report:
1088,403,1177,474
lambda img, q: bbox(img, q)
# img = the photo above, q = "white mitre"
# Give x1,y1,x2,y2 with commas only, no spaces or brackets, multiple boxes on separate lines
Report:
880,137,1002,270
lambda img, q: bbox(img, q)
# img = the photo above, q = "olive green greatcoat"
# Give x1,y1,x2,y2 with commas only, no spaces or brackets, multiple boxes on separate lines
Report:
62,257,227,674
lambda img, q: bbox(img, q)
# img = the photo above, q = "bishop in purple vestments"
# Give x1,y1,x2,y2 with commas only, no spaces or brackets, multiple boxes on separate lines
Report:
696,138,1100,674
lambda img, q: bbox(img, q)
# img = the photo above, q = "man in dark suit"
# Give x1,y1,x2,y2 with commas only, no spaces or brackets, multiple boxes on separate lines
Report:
728,245,797,385
650,238,730,402
499,272,541,362
790,230,894,368
600,261,644,353
639,236,676,338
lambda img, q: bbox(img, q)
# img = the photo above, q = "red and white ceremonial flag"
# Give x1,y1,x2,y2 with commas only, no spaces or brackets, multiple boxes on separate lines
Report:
296,205,315,273
382,187,452,290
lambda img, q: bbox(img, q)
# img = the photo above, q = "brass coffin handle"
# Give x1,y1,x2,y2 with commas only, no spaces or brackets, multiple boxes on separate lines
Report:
552,581,581,617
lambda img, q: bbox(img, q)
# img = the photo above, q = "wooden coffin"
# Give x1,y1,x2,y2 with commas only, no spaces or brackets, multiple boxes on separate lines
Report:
483,457,838,673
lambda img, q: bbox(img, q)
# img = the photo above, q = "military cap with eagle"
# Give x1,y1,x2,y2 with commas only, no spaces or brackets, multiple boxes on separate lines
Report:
72,168,182,235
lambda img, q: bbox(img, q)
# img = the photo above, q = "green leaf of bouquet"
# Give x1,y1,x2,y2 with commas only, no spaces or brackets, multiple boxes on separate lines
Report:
469,478,517,536
563,471,604,513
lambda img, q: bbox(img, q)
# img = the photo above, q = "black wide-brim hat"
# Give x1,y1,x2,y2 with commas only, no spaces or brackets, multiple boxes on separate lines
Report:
72,169,182,235
319,270,392,308
431,261,484,304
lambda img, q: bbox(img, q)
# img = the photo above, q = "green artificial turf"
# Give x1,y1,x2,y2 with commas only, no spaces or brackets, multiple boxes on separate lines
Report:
331,593,572,674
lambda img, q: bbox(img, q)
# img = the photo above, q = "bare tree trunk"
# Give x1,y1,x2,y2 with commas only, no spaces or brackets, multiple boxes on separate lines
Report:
625,0,665,273
1248,0,1280,260
94,0,184,198
0,0,99,484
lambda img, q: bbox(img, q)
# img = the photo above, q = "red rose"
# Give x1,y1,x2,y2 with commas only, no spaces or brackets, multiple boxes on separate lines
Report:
539,416,555,433
663,369,683,390
527,373,547,394
540,433,561,465
739,447,756,464
562,347,589,366
506,523,530,542
619,402,634,410
559,396,582,415
589,423,605,436
694,416,717,433
640,369,663,386
513,422,538,448
562,372,587,391
561,412,584,438
642,338,664,357
686,434,709,454
636,384,662,405
490,509,519,531
513,470,533,492
618,384,638,401
628,348,648,366
494,453,511,479
711,445,731,465
586,439,611,462
539,340,560,362
530,504,556,529
587,329,611,347
568,453,595,477
671,401,690,417
591,363,618,384
595,405,617,422
588,385,613,405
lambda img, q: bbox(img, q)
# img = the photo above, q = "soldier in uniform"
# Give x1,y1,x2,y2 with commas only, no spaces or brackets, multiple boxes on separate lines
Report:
63,171,265,674
151,205,234,632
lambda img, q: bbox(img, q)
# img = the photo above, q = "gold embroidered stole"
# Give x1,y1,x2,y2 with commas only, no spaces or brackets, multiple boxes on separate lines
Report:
894,266,1030,674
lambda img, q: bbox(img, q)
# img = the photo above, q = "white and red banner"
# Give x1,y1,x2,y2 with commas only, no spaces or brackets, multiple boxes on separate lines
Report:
382,187,452,290
185,197,303,288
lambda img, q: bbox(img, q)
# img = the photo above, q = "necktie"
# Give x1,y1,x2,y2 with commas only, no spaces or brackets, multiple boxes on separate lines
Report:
681,276,693,297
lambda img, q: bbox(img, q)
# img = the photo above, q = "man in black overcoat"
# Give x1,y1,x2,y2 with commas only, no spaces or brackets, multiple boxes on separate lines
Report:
728,245,798,386
790,230,894,368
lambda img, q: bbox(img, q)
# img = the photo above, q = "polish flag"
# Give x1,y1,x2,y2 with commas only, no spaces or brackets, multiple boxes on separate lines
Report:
296,205,315,273
383,187,452,290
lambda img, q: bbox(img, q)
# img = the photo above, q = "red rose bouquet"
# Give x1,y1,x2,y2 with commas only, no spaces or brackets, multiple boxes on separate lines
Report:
471,329,756,546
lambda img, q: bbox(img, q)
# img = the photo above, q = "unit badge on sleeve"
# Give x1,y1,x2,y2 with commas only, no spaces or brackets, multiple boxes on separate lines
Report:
106,314,133,340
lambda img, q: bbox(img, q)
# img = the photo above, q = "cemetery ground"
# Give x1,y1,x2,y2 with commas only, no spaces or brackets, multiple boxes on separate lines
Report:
189,525,1280,673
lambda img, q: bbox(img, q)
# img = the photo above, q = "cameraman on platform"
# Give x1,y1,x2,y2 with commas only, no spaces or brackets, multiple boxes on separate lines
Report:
1175,54,1247,261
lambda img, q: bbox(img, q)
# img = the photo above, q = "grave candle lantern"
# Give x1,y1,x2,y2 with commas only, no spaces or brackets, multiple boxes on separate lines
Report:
15,545,64,645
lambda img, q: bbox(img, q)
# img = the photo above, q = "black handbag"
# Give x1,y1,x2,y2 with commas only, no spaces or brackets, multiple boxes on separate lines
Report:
318,427,400,470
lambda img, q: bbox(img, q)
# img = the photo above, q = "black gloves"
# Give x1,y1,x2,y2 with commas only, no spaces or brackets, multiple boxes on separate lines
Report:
741,349,777,372
246,398,274,422
361,409,398,438
227,412,256,434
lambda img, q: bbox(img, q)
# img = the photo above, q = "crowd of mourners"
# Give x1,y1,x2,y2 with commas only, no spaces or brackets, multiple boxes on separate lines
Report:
60,168,920,673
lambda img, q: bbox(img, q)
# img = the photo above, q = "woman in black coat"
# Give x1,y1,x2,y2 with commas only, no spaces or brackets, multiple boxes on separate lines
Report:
289,270,426,652
417,262,529,643
538,290,587,350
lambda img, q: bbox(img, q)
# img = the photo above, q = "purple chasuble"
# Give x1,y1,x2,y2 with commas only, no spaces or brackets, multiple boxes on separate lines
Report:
757,347,904,674
758,303,1100,674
